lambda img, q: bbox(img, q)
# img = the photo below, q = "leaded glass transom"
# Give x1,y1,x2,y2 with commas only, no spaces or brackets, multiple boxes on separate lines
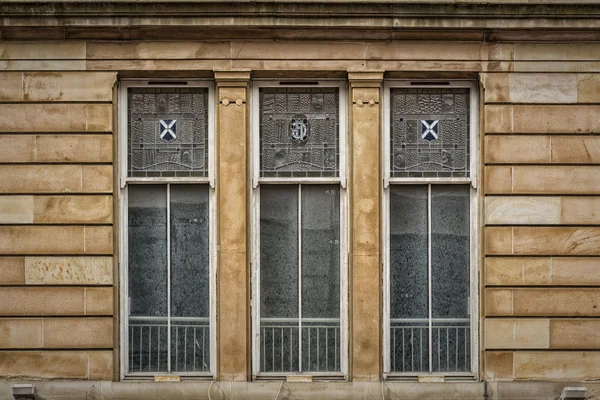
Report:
390,88,470,178
259,87,339,178
128,88,209,178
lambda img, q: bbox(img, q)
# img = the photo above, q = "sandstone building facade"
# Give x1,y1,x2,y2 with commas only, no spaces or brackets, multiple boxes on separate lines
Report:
0,1,599,399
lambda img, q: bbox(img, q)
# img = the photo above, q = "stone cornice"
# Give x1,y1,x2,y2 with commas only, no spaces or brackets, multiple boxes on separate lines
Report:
1,1,600,42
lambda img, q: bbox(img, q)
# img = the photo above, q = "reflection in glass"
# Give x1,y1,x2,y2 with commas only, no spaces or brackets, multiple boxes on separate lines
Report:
389,185,428,372
431,185,470,372
128,185,168,372
259,184,341,373
170,185,210,372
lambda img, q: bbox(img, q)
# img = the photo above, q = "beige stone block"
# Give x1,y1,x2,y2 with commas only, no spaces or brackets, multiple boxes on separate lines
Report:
485,257,550,286
485,196,560,225
0,196,34,224
0,104,111,132
513,105,600,134
551,320,600,349
86,59,232,72
352,87,380,103
551,136,600,164
86,104,113,132
0,43,85,60
485,289,513,316
485,227,513,255
23,72,115,102
25,256,113,285
513,289,600,316
512,166,600,195
84,226,113,254
218,97,246,253
560,197,600,224
0,351,89,379
0,135,35,163
352,99,380,256
85,287,113,315
89,351,113,380
352,254,380,378
0,60,86,71
0,257,25,284
0,226,85,254
82,166,113,193
218,87,247,102
485,136,550,164
366,42,487,61
35,135,112,163
0,72,23,101
0,319,42,348
484,166,512,194
509,74,577,104
44,318,113,348
232,41,364,60
514,44,600,61
578,74,600,103
366,60,511,73
485,105,512,133
552,257,600,285
0,165,82,193
34,195,113,224
513,227,600,256
0,287,84,315
87,41,230,59
485,352,514,380
218,251,247,380
483,73,509,103
514,351,600,380
485,319,549,349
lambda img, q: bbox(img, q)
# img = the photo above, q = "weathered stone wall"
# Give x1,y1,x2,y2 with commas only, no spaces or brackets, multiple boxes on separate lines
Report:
0,50,116,380
483,69,600,380
0,39,598,384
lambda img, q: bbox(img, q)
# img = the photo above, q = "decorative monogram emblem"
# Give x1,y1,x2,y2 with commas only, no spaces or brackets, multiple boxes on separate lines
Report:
421,120,439,142
289,114,309,143
159,119,177,142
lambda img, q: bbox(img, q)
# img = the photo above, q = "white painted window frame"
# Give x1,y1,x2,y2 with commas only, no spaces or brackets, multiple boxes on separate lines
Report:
381,80,480,380
250,80,349,379
118,80,217,379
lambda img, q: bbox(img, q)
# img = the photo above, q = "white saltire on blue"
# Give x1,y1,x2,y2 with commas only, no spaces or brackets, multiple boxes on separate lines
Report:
160,119,177,141
421,120,438,142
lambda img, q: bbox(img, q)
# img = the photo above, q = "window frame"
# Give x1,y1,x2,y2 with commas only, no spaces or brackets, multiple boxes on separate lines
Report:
382,80,480,380
118,80,217,379
250,80,349,379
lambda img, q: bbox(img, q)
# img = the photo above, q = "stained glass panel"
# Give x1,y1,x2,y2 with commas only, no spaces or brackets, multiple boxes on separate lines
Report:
128,87,209,178
390,88,470,178
259,87,339,178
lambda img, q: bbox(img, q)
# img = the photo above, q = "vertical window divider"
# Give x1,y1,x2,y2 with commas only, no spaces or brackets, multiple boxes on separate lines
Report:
167,183,172,373
427,183,432,373
298,183,303,373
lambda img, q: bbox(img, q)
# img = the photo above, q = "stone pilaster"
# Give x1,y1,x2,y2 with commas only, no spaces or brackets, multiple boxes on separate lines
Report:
348,71,383,381
215,70,251,381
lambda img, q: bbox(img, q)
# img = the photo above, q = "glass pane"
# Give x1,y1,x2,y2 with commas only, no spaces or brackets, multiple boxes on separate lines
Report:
259,87,339,178
390,88,470,178
128,87,209,178
389,185,428,372
128,185,168,373
301,184,340,372
260,185,299,372
431,185,470,372
170,184,210,372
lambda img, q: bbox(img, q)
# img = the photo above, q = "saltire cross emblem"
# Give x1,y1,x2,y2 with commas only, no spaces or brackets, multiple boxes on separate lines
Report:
421,120,439,142
159,119,177,141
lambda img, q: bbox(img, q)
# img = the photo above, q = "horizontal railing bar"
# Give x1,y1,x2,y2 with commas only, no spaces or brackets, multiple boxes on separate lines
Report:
260,317,340,323
129,316,209,322
390,318,469,323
